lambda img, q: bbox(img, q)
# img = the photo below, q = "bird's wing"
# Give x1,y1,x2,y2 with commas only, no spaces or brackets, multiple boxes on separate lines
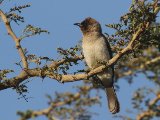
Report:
102,34,114,81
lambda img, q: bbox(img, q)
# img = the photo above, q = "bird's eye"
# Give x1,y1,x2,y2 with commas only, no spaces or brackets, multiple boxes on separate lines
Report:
80,22,84,26
81,21,87,27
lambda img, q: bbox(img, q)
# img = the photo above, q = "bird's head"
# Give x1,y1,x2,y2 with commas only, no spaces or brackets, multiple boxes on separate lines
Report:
74,17,102,35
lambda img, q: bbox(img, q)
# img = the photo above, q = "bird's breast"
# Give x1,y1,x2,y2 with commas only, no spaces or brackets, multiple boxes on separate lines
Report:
82,36,110,69
82,40,96,68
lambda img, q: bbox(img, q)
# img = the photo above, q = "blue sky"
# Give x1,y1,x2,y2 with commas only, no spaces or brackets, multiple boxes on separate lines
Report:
0,0,157,120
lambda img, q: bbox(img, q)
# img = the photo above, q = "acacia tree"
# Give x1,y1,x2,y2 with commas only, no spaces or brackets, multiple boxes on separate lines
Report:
0,0,160,120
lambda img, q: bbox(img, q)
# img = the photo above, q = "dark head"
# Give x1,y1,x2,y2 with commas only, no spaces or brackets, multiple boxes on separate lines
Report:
74,17,102,35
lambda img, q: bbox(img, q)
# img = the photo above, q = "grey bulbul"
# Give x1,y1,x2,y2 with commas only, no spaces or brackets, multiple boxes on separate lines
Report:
74,17,120,114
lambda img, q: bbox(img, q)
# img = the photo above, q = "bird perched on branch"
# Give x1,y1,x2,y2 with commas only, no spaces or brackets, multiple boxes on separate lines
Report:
74,17,120,114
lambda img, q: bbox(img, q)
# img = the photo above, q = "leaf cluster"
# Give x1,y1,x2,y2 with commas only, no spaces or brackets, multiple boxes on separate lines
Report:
6,4,31,24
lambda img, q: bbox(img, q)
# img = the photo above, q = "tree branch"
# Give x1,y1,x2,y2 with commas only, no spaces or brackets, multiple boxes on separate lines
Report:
0,10,28,69
19,93,81,120
49,55,84,69
142,56,160,68
18,86,98,120
136,93,160,120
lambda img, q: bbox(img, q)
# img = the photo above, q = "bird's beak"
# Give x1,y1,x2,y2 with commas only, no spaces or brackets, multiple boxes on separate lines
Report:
74,23,81,27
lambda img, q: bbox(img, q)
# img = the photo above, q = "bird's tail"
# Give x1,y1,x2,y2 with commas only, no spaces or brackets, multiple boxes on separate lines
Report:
105,87,120,114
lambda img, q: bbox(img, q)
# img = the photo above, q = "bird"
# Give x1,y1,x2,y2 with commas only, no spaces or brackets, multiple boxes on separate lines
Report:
74,17,120,114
